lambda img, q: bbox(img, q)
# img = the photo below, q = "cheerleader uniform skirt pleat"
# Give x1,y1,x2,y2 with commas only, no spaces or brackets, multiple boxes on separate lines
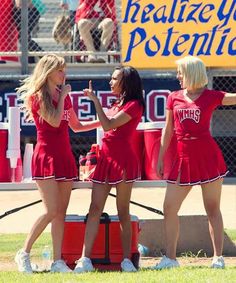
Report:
91,139,141,184
32,141,78,181
165,137,228,186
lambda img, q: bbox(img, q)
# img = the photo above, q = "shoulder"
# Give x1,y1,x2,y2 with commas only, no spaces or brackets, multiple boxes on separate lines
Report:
166,90,182,108
204,89,226,96
170,89,183,98
204,89,226,100
123,100,143,110
201,89,226,107
122,100,143,116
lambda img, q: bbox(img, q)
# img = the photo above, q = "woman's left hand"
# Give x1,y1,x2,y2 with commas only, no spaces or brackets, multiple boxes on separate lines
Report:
83,80,98,102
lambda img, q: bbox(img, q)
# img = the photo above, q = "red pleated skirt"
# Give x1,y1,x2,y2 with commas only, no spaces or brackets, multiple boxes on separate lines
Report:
164,136,228,186
32,140,78,182
91,138,141,184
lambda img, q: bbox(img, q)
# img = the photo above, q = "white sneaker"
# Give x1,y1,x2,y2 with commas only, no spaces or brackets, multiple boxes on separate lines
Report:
74,257,94,273
14,249,33,274
87,55,96,63
121,258,137,272
50,259,72,273
211,256,225,269
96,56,107,63
31,263,40,272
152,255,180,270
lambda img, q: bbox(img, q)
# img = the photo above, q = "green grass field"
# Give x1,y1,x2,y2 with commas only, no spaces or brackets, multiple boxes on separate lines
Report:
0,231,236,283
1,267,236,283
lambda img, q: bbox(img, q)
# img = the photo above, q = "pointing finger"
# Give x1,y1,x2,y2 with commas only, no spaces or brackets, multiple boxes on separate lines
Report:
89,80,93,91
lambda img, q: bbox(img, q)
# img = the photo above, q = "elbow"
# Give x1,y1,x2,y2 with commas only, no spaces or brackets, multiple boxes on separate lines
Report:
102,121,114,132
103,125,113,132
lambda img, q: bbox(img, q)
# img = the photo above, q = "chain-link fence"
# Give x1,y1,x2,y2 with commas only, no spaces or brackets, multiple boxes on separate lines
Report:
1,0,236,178
11,69,236,179
0,0,121,69
209,70,236,177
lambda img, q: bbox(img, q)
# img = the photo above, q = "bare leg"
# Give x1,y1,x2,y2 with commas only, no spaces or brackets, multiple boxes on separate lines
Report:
98,18,114,51
23,179,59,253
77,19,96,52
82,183,112,258
201,178,224,257
51,181,72,261
116,181,133,259
164,183,192,259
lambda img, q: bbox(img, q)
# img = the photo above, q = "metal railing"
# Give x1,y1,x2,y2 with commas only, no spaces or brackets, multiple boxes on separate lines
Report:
0,0,121,74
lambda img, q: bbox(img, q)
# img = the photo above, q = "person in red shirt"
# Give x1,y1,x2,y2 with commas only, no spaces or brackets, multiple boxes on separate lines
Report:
14,54,100,274
0,0,18,63
75,0,116,63
154,55,236,270
74,66,145,273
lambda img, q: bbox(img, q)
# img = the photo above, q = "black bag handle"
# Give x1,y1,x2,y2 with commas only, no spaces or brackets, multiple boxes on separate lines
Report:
85,212,111,265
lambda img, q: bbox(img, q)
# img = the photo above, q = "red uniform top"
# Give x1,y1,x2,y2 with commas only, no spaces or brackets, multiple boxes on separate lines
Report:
91,100,143,184
75,0,116,23
31,95,78,181
164,89,228,185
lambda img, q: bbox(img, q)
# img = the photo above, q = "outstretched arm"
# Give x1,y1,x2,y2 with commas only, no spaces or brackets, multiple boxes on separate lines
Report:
69,108,101,132
222,92,236,105
83,81,132,131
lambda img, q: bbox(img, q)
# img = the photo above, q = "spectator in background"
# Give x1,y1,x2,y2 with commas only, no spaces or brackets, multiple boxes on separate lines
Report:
75,0,116,63
0,0,18,63
60,0,79,27
31,0,46,36
13,0,44,63
32,0,46,16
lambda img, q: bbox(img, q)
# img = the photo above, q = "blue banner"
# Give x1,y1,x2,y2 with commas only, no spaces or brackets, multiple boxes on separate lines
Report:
0,77,180,136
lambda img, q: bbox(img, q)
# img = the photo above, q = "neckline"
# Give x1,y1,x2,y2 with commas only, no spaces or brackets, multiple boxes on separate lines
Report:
181,88,206,103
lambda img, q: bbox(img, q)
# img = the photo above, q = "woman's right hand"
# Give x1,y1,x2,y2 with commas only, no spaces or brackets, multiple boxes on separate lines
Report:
156,159,164,178
60,84,71,99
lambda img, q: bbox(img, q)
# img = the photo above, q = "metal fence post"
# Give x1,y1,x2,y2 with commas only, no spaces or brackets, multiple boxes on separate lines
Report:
21,0,29,75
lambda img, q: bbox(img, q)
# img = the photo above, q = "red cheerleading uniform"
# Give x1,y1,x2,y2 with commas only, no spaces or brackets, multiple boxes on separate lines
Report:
91,100,143,184
31,95,78,181
164,88,228,186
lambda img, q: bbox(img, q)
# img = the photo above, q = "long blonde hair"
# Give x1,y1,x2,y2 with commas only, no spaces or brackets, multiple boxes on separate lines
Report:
17,54,66,120
176,56,208,90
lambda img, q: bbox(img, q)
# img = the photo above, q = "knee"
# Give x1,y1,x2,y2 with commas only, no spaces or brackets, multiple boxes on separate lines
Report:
54,208,67,221
163,202,179,217
88,202,103,218
205,202,221,218
117,207,130,224
45,208,58,222
100,18,114,31
78,19,90,31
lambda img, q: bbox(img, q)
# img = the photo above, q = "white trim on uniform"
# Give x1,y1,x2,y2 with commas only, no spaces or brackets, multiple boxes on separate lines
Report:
166,171,229,186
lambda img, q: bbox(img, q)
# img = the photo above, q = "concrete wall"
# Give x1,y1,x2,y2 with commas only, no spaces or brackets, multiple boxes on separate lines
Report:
139,216,236,257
